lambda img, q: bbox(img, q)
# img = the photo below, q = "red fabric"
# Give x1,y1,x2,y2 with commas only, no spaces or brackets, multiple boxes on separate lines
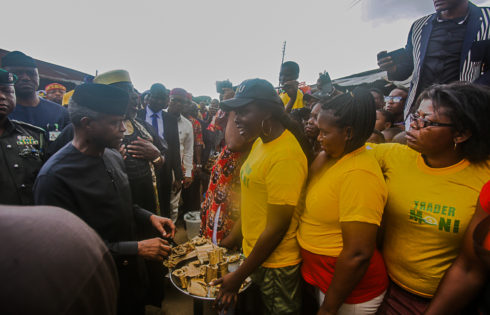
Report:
484,233,490,250
200,147,242,242
480,181,490,214
301,248,388,304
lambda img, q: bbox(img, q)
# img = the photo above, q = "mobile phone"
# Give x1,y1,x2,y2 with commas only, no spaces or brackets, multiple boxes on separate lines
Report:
377,51,388,60
387,48,407,65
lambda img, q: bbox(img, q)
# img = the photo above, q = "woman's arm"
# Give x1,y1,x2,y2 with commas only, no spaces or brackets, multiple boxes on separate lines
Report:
425,204,489,315
213,203,295,311
319,222,379,315
220,217,242,250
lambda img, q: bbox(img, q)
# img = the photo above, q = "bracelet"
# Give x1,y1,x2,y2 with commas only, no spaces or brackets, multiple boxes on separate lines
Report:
152,155,162,164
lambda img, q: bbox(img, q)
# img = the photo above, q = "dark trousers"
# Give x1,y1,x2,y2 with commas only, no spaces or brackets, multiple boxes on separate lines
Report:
117,261,147,315
180,174,202,217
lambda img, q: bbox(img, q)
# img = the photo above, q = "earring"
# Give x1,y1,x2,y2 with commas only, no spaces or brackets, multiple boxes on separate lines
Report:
454,142,457,151
261,120,272,137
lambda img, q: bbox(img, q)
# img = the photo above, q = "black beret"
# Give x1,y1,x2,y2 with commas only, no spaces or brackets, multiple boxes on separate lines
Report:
0,69,17,86
1,51,37,68
72,83,129,116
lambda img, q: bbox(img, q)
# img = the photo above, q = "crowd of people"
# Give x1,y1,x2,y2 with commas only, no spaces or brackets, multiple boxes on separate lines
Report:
1,0,490,314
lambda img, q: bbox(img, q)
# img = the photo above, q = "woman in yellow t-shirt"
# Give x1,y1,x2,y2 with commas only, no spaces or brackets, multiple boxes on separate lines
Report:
371,83,490,314
298,89,389,315
212,78,311,314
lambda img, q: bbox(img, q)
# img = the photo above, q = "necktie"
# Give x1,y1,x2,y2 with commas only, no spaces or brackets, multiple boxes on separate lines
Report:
151,113,159,136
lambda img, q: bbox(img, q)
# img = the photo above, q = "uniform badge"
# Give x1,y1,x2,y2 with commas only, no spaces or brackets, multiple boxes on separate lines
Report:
49,131,61,141
17,135,39,145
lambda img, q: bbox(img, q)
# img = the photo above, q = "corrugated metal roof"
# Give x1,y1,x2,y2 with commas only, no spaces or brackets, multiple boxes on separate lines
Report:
0,49,91,85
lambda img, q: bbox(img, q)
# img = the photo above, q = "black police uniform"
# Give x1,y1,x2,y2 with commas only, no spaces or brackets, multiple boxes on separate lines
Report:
0,119,45,205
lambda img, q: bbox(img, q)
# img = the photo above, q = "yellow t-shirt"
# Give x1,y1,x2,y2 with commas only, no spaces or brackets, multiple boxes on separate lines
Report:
368,143,490,298
240,129,307,268
280,90,304,110
297,147,387,256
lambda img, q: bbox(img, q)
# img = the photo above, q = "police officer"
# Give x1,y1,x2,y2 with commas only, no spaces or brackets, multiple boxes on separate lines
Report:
0,68,45,205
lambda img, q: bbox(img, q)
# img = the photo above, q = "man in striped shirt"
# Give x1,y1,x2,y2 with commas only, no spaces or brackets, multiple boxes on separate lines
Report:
378,0,490,128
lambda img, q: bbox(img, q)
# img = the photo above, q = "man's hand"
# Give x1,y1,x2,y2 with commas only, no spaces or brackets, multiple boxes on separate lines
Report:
212,272,242,313
214,109,228,129
283,80,299,98
126,137,160,161
183,176,193,188
118,144,128,160
137,238,171,261
172,180,182,192
150,215,176,238
377,50,397,73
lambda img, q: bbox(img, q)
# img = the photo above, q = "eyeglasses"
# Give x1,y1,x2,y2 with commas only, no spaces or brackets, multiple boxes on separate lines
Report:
409,113,455,129
384,96,403,103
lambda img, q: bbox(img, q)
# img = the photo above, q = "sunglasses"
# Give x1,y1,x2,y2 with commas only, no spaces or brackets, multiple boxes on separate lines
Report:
384,96,404,103
409,113,455,129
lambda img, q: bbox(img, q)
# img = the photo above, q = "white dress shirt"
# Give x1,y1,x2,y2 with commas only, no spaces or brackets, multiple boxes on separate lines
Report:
145,107,164,139
176,114,194,178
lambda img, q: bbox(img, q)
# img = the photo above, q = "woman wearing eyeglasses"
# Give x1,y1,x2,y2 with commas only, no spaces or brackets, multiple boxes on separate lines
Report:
371,82,490,314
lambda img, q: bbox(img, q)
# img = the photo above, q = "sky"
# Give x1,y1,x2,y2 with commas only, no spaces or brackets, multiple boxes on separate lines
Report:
3,0,490,97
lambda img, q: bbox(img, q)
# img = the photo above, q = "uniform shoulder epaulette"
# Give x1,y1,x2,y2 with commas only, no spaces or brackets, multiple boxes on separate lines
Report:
11,120,46,133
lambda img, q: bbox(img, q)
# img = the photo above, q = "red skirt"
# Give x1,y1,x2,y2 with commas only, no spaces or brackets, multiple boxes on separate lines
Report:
301,248,388,304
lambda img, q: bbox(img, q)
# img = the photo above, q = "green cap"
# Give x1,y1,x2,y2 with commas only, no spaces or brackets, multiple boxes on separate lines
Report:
0,69,17,86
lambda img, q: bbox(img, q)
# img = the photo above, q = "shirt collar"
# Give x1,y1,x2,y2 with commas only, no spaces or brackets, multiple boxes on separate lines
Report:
148,107,162,118
436,9,470,24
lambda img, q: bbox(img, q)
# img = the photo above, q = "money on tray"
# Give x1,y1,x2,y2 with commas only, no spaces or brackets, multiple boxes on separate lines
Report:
166,236,250,298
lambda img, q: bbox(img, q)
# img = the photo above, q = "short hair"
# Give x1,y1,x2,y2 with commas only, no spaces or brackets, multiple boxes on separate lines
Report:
415,82,490,164
320,87,376,153
392,86,408,94
281,61,300,76
186,102,199,118
150,83,168,96
377,109,395,125
318,71,331,84
68,98,101,127
290,107,311,124
369,88,384,96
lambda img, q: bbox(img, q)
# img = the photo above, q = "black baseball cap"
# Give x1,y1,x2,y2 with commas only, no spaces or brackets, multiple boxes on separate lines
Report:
220,78,283,111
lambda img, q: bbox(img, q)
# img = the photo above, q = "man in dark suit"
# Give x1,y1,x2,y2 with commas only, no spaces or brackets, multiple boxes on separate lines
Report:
137,83,183,218
34,83,175,315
